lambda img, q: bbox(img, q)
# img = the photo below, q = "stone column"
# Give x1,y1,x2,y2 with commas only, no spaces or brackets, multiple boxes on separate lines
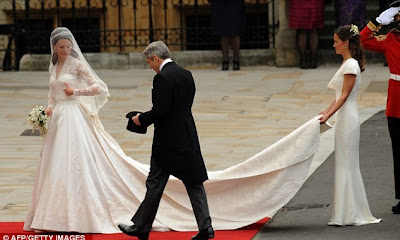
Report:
275,0,298,67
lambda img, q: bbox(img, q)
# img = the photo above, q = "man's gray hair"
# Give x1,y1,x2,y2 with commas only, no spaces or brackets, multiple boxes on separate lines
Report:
142,41,170,59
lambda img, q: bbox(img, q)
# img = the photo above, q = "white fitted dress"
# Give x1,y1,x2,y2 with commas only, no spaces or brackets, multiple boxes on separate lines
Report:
327,58,381,226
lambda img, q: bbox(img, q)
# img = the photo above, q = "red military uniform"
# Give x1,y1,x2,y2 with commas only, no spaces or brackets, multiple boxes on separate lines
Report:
361,18,400,203
360,20,400,118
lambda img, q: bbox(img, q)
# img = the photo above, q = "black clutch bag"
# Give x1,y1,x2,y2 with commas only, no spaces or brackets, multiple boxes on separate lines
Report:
126,111,147,134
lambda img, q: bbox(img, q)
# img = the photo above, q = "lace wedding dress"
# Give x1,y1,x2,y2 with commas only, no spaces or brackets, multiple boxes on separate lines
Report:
327,58,381,226
23,26,325,234
23,57,323,233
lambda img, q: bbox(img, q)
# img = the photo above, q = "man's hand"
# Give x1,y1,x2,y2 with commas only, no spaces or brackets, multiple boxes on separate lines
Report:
63,83,75,96
376,7,400,25
132,113,141,126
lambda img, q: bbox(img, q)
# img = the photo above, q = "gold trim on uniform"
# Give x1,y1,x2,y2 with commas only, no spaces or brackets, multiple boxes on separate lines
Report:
367,21,377,30
367,21,382,33
375,35,388,41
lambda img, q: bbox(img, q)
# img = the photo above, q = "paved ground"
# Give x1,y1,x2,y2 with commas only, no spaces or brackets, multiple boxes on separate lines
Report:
0,63,395,238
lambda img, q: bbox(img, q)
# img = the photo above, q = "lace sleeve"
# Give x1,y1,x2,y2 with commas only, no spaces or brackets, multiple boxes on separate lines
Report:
73,62,101,96
48,87,55,108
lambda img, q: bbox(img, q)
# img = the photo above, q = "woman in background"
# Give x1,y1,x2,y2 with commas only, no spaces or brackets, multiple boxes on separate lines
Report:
211,0,246,70
289,0,324,69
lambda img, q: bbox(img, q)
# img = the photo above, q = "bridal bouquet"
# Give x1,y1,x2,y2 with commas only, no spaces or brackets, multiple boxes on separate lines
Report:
27,105,50,137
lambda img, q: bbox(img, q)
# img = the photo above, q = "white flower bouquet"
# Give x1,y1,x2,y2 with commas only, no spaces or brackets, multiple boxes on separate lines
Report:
27,105,50,137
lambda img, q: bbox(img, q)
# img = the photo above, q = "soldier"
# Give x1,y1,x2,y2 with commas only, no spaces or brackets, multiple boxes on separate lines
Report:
360,0,400,214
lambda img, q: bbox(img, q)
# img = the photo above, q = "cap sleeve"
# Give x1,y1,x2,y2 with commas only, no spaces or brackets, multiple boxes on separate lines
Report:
342,59,359,76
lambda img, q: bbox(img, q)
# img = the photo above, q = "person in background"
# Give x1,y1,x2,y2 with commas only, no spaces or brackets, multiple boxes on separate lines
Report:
211,0,246,71
289,0,324,69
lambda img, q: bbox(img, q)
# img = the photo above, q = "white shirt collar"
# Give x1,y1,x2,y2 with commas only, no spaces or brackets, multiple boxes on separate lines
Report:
160,58,173,72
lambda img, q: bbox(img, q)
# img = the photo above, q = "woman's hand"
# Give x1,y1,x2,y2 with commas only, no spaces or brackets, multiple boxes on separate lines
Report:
318,114,330,124
45,107,53,117
63,83,75,96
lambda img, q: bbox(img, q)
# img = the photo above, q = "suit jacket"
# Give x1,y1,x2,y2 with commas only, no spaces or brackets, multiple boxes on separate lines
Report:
139,62,208,183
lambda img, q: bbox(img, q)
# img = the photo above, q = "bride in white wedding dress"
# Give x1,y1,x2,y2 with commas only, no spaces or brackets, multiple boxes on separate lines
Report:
24,27,322,233
319,25,381,226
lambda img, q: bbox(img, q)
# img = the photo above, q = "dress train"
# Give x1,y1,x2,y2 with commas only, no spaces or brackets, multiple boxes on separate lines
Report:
24,109,321,233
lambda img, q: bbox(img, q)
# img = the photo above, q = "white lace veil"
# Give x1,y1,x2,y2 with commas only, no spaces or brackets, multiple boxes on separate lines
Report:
49,27,109,116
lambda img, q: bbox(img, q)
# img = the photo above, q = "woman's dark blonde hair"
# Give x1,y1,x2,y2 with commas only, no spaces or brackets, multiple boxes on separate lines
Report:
335,25,365,72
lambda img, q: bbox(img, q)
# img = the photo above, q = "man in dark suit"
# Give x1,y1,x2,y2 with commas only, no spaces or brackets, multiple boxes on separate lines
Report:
118,41,214,240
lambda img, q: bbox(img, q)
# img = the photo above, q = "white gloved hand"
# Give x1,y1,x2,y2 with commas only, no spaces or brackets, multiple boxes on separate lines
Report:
376,7,400,25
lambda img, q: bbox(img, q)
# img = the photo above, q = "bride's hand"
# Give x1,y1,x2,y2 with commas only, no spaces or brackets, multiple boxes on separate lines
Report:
45,107,53,117
63,83,75,96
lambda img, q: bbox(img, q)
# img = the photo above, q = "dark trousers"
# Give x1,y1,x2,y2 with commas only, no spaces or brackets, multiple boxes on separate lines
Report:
131,158,212,232
388,117,400,200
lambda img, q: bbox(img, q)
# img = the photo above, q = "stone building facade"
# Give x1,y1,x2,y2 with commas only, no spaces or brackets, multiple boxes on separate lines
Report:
0,0,305,70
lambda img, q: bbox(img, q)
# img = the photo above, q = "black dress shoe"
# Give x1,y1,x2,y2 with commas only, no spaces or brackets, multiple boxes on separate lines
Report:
392,201,400,214
191,226,214,240
118,223,149,240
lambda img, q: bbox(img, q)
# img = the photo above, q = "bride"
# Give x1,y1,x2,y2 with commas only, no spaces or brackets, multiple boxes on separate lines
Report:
24,27,322,233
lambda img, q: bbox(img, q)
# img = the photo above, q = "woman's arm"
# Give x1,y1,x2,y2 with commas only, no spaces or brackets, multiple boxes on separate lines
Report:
64,62,101,96
45,87,55,116
319,100,336,115
319,74,356,123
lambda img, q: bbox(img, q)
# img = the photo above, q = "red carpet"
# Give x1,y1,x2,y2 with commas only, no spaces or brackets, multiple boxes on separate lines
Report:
0,218,268,240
